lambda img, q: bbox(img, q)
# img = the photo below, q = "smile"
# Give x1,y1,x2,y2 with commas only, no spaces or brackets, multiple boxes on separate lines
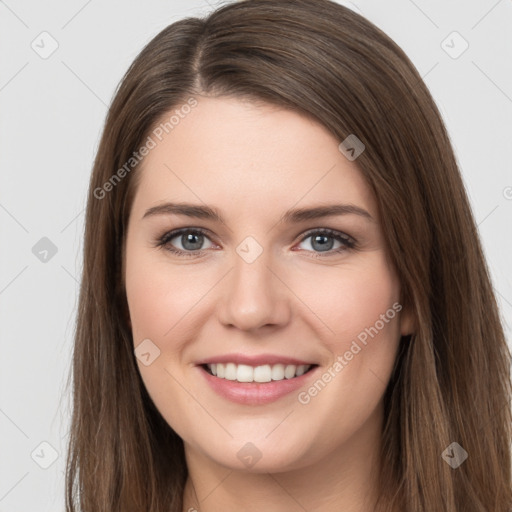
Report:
197,357,320,405
204,362,314,382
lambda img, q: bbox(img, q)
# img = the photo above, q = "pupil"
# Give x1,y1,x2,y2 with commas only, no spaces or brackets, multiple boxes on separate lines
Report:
182,233,203,250
312,234,333,252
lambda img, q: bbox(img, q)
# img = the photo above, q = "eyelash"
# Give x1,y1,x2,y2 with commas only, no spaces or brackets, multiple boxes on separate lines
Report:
154,227,357,259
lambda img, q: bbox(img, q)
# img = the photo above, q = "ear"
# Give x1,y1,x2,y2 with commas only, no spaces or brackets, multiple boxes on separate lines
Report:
126,306,132,330
399,303,416,337
121,295,132,330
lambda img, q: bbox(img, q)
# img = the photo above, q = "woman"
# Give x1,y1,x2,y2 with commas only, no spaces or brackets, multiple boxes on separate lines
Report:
65,0,512,510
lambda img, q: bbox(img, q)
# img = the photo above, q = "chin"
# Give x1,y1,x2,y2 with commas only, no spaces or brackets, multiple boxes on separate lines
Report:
187,430,319,474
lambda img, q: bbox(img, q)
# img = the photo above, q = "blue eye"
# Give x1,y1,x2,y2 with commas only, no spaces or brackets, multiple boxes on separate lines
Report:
156,228,214,257
155,227,356,258
297,228,355,256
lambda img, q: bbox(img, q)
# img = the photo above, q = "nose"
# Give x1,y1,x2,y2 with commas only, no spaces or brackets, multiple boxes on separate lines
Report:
217,245,291,332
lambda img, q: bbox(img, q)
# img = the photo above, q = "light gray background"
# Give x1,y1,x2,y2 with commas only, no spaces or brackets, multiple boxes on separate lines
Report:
1,0,511,510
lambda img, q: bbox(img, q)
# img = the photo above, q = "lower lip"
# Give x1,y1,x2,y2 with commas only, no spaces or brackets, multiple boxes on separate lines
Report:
198,365,318,405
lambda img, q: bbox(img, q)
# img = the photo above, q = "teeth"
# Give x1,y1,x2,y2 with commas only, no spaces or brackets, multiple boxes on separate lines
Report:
296,364,308,376
271,364,285,380
284,365,296,379
225,363,237,380
206,363,312,382
237,364,254,382
253,364,271,382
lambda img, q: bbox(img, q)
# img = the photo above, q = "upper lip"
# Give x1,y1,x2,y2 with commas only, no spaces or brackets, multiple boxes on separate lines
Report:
195,353,316,366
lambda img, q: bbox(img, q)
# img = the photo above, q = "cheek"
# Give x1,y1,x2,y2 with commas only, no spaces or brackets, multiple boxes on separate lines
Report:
125,242,206,343
125,259,170,342
287,257,402,450
296,255,402,365
304,254,399,323
124,242,200,419
344,268,399,338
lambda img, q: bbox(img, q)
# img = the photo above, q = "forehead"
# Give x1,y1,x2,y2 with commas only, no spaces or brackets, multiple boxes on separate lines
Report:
131,96,376,222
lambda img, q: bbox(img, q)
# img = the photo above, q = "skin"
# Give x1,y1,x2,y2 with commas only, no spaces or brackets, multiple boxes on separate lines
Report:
124,96,414,512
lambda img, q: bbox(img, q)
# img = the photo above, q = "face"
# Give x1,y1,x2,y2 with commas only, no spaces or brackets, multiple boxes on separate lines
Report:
124,96,413,472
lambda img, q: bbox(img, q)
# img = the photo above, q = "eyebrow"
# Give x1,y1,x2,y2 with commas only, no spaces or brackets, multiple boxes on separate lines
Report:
142,202,373,223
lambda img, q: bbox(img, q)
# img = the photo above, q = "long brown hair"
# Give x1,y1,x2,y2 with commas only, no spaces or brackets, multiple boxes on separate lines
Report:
65,1,512,510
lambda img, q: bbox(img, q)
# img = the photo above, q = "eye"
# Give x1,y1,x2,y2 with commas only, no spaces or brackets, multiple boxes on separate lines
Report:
154,227,356,258
155,227,215,257
295,228,356,257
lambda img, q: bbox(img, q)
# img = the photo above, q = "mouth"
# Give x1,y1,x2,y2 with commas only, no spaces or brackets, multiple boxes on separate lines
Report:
197,359,320,405
202,362,317,383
